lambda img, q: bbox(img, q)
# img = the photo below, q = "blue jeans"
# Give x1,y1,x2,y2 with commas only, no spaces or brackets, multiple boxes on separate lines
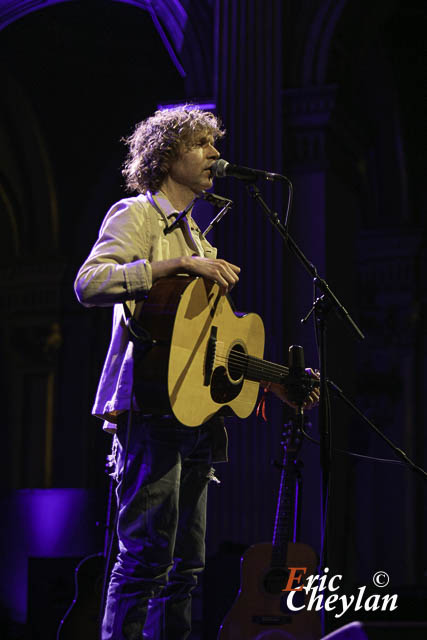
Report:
102,413,214,640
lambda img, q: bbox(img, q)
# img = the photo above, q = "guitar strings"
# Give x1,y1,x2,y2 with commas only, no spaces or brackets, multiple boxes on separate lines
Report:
213,349,289,381
217,350,289,372
214,351,289,376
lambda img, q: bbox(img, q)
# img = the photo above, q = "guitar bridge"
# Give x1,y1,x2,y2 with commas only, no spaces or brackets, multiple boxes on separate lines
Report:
204,326,217,386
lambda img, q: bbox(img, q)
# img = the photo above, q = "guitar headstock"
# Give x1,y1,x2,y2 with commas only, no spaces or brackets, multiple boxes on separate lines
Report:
281,413,310,458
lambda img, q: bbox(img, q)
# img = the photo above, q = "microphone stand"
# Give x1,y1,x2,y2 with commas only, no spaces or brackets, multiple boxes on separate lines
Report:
202,199,233,238
164,191,234,238
326,379,427,480
245,180,364,635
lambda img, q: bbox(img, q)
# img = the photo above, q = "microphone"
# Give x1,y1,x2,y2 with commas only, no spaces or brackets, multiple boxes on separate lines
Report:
210,158,284,182
289,345,305,379
286,345,318,407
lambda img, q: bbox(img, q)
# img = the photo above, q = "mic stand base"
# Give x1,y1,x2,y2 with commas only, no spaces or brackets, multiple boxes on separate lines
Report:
327,379,427,481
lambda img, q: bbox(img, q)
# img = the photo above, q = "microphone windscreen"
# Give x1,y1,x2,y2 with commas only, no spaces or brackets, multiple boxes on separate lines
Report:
289,345,305,373
211,158,228,178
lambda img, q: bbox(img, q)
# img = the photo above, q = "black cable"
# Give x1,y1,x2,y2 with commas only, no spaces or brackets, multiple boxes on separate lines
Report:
283,176,293,230
301,415,427,478
98,404,134,639
301,424,408,465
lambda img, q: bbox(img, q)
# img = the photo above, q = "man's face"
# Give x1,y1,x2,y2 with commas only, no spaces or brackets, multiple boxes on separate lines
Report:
168,132,220,195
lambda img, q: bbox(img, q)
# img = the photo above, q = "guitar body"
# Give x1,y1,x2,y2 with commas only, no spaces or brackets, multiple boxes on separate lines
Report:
218,542,321,640
133,276,265,426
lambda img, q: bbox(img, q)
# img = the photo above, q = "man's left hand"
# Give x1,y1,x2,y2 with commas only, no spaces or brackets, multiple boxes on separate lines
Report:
263,368,320,410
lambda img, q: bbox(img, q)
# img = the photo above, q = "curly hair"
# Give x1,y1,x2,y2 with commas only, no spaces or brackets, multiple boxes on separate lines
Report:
122,105,225,194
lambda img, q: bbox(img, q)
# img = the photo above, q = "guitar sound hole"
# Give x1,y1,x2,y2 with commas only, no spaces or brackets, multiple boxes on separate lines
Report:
228,343,246,381
210,367,243,403
263,568,289,595
280,589,306,614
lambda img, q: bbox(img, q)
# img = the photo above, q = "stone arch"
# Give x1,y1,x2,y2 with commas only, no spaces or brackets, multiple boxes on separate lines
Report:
0,70,59,260
293,0,426,586
281,0,425,588
0,0,214,262
289,0,411,227
0,0,214,96
301,0,348,86
299,0,401,87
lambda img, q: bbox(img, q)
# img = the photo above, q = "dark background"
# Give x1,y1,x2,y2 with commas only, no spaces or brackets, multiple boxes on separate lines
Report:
0,0,426,638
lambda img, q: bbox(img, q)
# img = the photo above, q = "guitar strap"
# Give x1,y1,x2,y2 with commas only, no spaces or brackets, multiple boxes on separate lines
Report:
123,190,201,350
122,302,153,355
147,190,204,256
146,190,171,227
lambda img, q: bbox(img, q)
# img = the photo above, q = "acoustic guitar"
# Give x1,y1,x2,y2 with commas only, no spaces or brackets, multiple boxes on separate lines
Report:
56,482,116,639
132,275,314,427
217,413,321,640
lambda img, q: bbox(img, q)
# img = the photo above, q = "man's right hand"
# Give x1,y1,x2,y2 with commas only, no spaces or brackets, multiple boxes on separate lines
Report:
184,256,240,294
151,256,240,295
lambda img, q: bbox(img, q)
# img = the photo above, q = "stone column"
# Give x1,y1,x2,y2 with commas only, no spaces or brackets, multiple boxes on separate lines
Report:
208,0,287,551
283,84,362,576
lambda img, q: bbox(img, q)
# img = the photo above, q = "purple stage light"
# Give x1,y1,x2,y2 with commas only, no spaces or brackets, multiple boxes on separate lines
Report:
158,101,217,112
0,489,102,624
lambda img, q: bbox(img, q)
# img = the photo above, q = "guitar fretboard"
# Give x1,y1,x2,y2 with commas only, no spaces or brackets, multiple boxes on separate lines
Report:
244,354,289,385
271,455,298,567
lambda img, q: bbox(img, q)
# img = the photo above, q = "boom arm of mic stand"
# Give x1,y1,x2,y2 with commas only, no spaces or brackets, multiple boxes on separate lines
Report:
245,182,365,341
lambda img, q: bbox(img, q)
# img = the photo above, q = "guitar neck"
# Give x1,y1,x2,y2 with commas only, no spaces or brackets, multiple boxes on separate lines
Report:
270,414,304,568
271,456,298,567
244,354,289,385
245,353,298,565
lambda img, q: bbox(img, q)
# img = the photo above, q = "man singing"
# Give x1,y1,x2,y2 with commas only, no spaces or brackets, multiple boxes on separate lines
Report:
75,105,317,639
